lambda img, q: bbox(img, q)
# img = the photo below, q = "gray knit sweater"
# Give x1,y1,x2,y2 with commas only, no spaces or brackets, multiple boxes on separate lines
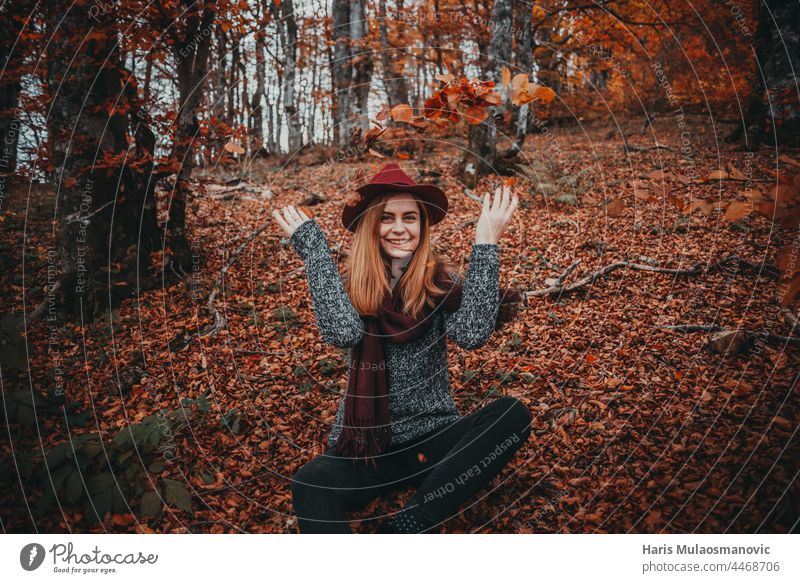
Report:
289,219,501,448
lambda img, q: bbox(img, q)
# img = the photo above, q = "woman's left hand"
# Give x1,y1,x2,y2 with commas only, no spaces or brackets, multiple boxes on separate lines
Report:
475,184,518,245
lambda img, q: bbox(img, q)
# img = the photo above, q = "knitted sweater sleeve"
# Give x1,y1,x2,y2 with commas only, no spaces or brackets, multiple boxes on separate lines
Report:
288,219,364,348
443,243,501,349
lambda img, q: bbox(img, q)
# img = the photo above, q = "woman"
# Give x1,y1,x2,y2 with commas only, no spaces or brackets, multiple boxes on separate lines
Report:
271,162,532,534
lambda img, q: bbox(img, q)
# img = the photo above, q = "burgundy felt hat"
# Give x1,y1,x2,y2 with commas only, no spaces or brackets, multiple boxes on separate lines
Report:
341,163,449,232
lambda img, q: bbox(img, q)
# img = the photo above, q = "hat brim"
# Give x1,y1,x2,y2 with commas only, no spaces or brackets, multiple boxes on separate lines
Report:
342,183,448,232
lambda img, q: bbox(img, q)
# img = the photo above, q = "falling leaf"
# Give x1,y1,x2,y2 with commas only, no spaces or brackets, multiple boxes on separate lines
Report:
224,141,245,155
375,103,391,122
464,105,489,124
501,66,511,87
435,72,455,84
390,104,413,123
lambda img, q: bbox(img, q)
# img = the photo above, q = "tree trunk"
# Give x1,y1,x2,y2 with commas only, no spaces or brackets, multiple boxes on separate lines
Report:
251,26,266,155
44,2,159,318
509,0,533,158
166,1,216,270
378,0,409,105
0,3,25,176
729,0,800,149
280,0,302,152
331,0,371,148
464,0,513,181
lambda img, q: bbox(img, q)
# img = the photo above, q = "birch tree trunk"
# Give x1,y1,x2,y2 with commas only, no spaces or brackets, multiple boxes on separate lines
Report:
331,0,371,148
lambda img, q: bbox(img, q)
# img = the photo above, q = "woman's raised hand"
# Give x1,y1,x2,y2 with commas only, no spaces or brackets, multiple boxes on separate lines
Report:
475,184,518,245
272,205,312,238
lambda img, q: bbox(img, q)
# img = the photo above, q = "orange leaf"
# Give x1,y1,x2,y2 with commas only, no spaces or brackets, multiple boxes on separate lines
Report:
111,514,135,526
777,273,800,307
390,104,413,123
530,84,556,103
727,164,746,180
606,198,626,217
723,201,752,222
779,154,800,168
501,66,511,87
464,105,489,124
435,72,455,84
375,103,391,121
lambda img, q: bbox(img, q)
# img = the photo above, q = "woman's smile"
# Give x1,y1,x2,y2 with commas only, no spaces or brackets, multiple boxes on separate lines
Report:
379,193,422,258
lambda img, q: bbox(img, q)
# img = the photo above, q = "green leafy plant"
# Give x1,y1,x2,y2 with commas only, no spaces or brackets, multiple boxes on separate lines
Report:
33,411,194,527
220,407,241,434
181,392,211,414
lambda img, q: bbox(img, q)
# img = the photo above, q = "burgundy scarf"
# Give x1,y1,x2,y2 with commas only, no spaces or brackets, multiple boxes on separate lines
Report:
334,268,523,466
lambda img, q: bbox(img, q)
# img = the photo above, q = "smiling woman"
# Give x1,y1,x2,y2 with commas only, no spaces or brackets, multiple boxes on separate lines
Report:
272,162,527,534
380,194,421,260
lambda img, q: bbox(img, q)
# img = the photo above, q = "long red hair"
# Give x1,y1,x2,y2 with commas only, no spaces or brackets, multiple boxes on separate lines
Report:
344,192,459,319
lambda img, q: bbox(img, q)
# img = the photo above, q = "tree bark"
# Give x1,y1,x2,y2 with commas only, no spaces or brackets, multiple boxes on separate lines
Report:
331,0,371,148
378,0,409,105
0,2,25,176
162,0,216,269
44,1,159,318
509,0,533,157
729,0,800,149
251,26,267,155
464,0,514,181
279,0,302,152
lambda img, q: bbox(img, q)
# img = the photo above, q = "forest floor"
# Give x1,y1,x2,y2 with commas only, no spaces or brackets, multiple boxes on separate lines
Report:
3,117,799,534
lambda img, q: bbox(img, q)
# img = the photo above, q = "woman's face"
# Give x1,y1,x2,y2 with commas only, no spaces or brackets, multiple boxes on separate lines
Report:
378,193,422,260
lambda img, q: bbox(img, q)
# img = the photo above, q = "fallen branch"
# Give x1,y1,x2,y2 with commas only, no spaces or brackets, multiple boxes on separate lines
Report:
659,324,800,346
523,253,779,301
164,221,278,353
621,139,675,153
781,307,799,333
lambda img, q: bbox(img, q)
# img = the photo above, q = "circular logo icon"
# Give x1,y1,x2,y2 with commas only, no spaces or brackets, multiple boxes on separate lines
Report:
20,543,46,571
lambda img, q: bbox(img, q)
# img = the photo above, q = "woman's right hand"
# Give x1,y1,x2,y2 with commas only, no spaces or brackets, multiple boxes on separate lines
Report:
272,205,312,238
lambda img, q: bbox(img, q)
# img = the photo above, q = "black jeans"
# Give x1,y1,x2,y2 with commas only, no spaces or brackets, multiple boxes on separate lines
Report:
289,396,532,533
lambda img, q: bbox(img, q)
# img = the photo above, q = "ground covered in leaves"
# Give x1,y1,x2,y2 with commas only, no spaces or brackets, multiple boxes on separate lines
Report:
2,118,798,534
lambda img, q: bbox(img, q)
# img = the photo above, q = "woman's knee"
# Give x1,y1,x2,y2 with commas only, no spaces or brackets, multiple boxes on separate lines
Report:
494,396,532,438
290,455,341,501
